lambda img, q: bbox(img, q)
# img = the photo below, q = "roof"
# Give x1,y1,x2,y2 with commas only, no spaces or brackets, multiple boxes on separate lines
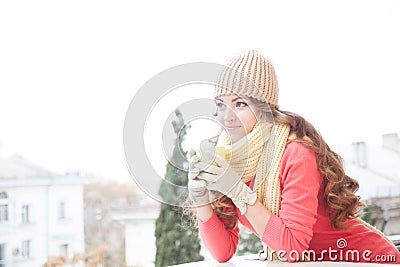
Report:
0,154,59,179
334,144,400,180
331,143,400,200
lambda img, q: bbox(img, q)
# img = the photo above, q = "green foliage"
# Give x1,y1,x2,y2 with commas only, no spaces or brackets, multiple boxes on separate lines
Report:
154,110,203,267
361,203,373,224
155,202,203,267
237,227,262,256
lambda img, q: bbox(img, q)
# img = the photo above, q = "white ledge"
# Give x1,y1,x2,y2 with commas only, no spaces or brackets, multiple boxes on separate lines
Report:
167,254,398,267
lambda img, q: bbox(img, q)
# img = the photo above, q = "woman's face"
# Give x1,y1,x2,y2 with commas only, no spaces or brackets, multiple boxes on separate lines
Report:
215,94,259,143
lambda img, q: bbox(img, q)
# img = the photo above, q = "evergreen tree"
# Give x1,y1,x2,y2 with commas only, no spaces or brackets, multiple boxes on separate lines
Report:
361,203,374,225
155,110,204,267
237,227,263,256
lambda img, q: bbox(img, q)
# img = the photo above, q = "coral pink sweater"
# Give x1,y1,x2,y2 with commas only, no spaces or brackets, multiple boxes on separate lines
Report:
198,141,400,263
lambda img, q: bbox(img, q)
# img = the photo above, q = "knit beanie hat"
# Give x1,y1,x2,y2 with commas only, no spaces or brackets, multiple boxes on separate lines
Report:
214,50,279,108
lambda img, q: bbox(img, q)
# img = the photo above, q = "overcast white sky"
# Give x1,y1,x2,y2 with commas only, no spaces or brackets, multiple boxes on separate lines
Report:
0,0,399,183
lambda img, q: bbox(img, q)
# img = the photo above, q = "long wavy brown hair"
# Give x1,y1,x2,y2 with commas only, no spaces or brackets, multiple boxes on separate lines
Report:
211,97,364,230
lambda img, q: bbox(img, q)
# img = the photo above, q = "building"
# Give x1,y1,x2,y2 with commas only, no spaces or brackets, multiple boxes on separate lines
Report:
332,133,400,235
332,133,400,200
111,196,159,267
0,154,86,267
83,182,141,266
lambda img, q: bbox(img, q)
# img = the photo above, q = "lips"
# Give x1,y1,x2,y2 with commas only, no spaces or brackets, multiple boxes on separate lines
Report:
225,125,241,131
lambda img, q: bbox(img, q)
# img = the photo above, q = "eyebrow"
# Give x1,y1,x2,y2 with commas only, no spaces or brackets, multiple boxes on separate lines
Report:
215,97,247,103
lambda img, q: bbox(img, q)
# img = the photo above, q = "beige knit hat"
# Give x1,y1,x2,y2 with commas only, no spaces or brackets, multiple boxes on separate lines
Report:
214,50,279,108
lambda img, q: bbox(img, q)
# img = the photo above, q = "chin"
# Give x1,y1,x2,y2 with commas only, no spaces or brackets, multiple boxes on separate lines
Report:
230,134,246,144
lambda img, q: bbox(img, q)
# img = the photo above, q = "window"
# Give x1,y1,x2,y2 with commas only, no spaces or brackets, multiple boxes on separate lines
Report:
59,244,69,258
0,192,8,223
0,205,8,222
21,240,31,258
0,243,5,267
21,205,30,223
58,202,65,219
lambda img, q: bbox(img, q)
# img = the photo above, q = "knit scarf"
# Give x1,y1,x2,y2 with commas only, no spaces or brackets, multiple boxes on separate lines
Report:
216,121,290,261
216,121,271,183
216,121,290,216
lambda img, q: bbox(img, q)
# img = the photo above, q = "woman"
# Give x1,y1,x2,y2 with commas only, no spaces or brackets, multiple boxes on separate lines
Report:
187,50,400,263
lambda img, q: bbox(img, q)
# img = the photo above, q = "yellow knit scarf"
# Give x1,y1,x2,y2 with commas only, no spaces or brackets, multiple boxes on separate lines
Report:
216,122,290,215
217,121,272,183
216,121,291,261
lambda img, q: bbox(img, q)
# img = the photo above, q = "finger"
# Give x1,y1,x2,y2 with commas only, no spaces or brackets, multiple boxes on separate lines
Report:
188,162,201,177
205,151,226,168
206,182,221,192
209,190,224,202
187,148,196,158
188,155,200,169
188,169,200,180
197,172,218,183
188,178,206,189
189,154,199,163
200,139,215,150
194,162,221,175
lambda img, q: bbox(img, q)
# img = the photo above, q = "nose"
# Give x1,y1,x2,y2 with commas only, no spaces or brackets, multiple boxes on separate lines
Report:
224,106,237,122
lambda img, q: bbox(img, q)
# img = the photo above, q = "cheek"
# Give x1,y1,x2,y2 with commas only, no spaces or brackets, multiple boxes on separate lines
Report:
243,112,258,131
216,113,224,124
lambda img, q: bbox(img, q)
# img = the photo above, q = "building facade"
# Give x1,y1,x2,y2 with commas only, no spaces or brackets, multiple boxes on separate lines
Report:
332,133,400,200
0,155,85,267
111,197,159,267
332,133,400,235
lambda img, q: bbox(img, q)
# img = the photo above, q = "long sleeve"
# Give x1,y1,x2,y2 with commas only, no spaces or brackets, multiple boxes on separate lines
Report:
197,211,239,262
261,141,323,260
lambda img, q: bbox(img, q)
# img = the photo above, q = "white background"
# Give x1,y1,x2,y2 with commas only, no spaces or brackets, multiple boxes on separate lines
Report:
1,0,399,183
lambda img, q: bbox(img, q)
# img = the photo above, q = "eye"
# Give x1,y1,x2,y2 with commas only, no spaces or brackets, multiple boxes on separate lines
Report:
216,102,226,109
236,101,248,108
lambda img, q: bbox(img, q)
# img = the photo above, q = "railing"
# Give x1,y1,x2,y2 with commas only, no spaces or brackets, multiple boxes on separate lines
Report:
389,234,400,252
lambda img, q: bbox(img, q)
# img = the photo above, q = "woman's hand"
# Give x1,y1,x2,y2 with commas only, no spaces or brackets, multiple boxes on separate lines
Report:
187,149,210,206
195,152,257,215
